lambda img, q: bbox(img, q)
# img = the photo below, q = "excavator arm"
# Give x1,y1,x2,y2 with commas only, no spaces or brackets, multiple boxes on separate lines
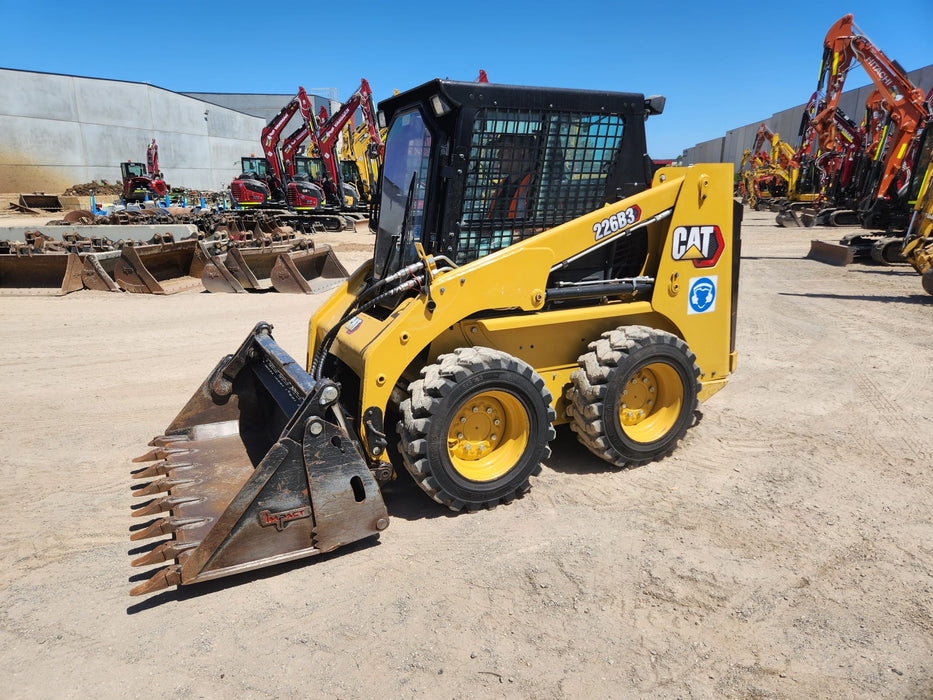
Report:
315,79,380,186
261,87,315,186
814,14,930,203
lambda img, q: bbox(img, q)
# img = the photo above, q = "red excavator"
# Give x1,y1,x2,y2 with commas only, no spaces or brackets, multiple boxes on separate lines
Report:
230,87,327,212
121,139,169,203
311,79,382,215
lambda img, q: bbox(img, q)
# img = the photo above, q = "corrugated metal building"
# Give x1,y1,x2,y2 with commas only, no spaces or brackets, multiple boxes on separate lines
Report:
0,68,338,193
682,64,933,171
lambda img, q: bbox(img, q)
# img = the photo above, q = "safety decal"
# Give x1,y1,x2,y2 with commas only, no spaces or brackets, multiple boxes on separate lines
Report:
593,205,642,241
671,225,724,268
687,275,717,315
345,317,363,334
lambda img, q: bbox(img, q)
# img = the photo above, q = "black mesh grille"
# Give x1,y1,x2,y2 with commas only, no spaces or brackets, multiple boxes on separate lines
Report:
456,108,626,264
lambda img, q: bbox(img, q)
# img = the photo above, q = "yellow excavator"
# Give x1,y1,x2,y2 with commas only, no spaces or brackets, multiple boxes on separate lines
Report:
128,79,742,595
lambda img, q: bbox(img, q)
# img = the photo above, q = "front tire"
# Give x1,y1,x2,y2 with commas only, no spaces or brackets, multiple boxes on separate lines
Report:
566,326,700,467
398,347,555,511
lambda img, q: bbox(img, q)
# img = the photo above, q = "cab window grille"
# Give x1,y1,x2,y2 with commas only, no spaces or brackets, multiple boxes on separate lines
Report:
457,109,626,264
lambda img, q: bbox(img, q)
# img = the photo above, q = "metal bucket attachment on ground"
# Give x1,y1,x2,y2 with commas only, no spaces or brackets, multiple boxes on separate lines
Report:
129,323,388,596
271,245,349,294
201,246,263,293
80,251,122,292
0,251,85,295
201,242,347,294
807,239,855,266
776,206,816,227
115,238,210,294
18,193,63,211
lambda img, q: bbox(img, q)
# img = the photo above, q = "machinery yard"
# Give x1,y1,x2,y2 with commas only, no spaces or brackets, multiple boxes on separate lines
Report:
1,207,930,697
0,14,931,694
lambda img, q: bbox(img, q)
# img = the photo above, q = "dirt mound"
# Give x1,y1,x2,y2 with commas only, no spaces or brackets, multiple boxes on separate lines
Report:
62,181,123,196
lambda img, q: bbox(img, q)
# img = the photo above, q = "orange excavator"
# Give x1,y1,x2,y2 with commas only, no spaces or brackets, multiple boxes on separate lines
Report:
810,14,930,229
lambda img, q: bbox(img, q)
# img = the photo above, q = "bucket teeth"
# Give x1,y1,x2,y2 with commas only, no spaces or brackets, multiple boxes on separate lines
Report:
130,516,208,541
133,444,190,463
131,495,203,517
131,476,197,497
132,461,194,480
131,540,199,567
129,565,183,597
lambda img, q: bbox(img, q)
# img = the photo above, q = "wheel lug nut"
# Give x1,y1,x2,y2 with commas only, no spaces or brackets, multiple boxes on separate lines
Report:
491,434,497,441
460,417,466,423
493,419,500,426
486,407,492,414
457,432,464,439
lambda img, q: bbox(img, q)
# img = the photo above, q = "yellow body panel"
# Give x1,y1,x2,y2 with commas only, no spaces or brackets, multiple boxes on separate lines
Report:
308,164,738,458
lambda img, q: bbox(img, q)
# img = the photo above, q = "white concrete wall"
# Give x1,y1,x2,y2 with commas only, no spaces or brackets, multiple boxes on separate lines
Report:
0,68,266,192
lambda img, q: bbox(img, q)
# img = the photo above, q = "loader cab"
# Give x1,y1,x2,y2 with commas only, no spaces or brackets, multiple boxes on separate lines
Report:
372,79,659,286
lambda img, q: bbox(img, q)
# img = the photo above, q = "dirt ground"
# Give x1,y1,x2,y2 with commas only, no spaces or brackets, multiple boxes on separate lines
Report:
0,207,931,699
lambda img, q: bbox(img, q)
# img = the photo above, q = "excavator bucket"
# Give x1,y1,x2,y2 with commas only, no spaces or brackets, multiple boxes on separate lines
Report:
271,246,348,294
200,242,347,294
115,238,211,294
18,193,63,211
129,323,388,596
0,251,85,295
79,251,122,292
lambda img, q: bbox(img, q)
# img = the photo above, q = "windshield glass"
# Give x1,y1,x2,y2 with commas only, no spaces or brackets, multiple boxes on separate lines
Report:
373,108,432,280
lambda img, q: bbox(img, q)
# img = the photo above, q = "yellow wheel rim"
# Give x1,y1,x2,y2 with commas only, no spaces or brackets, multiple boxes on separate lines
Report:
447,390,529,482
618,362,683,443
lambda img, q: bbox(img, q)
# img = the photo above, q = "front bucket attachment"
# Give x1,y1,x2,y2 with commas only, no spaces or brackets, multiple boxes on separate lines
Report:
0,252,85,295
270,245,349,294
807,239,855,266
129,323,388,596
116,239,210,294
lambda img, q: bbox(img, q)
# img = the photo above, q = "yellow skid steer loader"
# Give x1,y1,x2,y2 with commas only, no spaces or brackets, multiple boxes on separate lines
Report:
129,79,741,595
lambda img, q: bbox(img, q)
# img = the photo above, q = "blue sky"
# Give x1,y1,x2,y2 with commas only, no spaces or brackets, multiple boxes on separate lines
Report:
2,0,930,158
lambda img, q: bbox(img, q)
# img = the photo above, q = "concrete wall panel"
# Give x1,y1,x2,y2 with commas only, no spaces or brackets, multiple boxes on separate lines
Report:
72,78,152,129
0,68,266,192
0,71,79,121
148,88,210,135
0,115,84,166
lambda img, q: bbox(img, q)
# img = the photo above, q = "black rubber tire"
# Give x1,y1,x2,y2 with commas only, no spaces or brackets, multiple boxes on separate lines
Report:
922,269,933,296
398,347,555,511
566,326,700,468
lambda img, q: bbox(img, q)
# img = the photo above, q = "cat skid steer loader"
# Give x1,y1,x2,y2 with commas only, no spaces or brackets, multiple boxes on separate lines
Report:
129,80,741,596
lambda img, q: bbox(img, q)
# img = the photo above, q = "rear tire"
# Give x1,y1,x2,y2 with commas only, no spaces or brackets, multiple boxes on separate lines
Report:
398,347,555,511
566,326,700,467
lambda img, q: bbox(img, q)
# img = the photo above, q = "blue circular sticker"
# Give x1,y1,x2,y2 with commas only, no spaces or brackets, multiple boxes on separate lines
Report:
688,276,717,314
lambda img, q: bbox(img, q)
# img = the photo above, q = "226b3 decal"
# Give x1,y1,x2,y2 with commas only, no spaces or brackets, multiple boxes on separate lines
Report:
671,225,724,267
593,205,642,241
